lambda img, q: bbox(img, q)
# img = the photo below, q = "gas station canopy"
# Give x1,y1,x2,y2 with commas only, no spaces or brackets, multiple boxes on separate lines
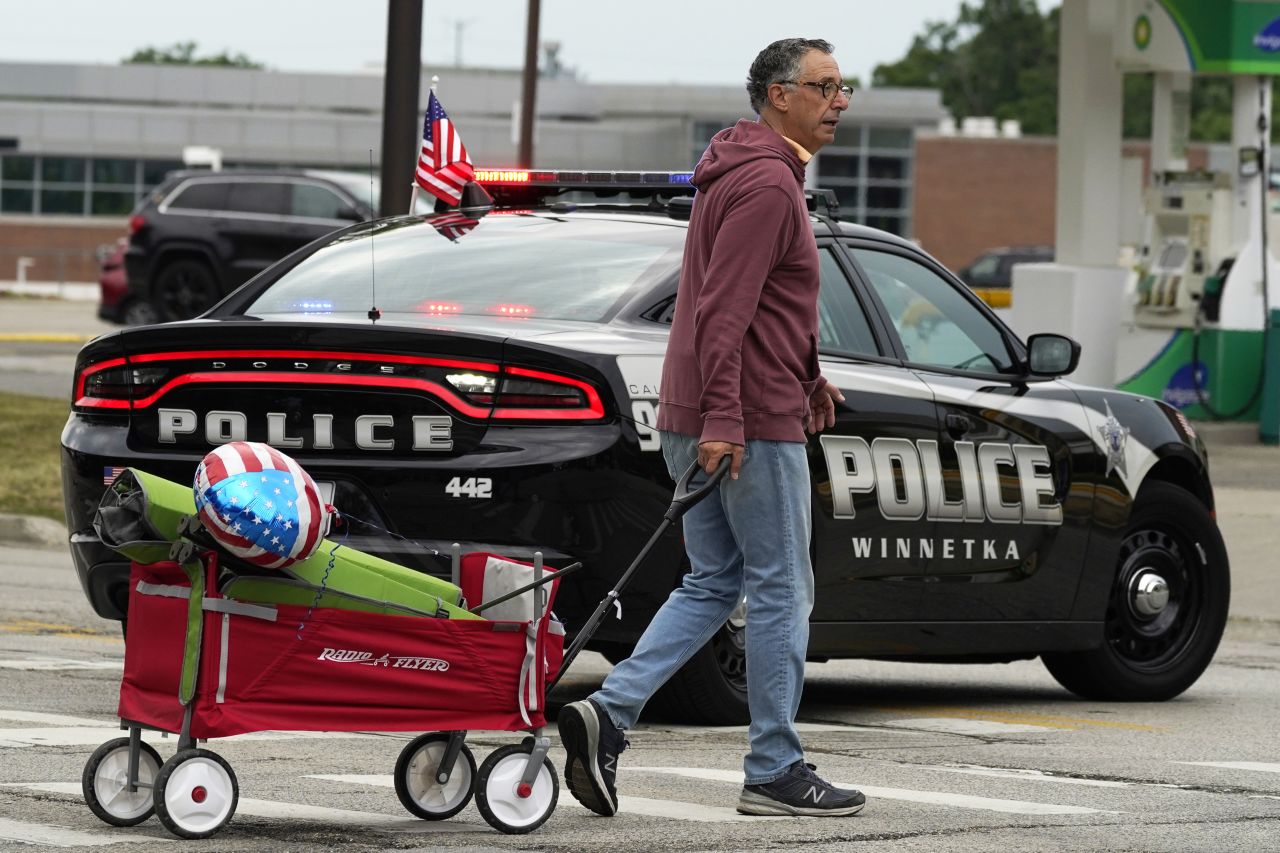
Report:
1117,0,1280,74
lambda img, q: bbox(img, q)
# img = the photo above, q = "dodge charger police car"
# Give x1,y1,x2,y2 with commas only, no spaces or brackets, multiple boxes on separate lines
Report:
61,171,1229,725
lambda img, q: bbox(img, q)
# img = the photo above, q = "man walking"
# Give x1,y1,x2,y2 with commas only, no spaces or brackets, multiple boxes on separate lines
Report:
559,38,863,818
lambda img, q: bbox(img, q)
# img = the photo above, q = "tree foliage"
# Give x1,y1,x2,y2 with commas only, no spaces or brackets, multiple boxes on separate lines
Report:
873,0,1251,142
123,42,264,69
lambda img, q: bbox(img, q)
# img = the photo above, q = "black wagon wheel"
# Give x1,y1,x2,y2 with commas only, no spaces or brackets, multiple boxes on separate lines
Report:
1043,481,1229,701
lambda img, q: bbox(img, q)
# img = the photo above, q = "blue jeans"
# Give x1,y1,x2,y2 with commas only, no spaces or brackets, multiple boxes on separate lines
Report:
592,431,815,784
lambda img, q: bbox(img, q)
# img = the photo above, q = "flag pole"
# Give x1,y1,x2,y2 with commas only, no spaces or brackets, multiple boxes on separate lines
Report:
409,75,441,215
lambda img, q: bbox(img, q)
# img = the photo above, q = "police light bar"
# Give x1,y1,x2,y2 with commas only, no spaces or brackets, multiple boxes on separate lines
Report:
474,169,693,187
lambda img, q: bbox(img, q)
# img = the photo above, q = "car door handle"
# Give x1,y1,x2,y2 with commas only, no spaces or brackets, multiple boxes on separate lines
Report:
945,413,971,437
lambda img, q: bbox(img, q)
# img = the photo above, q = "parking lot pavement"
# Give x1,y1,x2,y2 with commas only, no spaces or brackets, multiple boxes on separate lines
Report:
0,297,114,400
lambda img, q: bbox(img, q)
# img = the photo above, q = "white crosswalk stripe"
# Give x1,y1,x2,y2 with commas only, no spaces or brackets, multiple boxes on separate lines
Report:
895,763,1130,787
0,817,140,848
1176,761,1280,774
631,767,1121,815
306,773,760,822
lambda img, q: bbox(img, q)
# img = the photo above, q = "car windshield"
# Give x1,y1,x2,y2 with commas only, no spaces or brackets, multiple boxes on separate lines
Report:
244,213,685,322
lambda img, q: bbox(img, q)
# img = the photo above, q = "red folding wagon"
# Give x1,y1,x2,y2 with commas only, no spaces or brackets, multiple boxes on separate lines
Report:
81,460,724,837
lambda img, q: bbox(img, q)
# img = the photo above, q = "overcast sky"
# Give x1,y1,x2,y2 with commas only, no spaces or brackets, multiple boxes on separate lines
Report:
0,0,1057,89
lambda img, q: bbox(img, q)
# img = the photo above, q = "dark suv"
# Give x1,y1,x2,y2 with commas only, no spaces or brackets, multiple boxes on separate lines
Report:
125,170,378,320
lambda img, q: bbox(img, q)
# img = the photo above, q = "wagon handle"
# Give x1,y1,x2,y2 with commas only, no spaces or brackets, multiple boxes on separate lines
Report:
667,456,730,521
547,456,730,693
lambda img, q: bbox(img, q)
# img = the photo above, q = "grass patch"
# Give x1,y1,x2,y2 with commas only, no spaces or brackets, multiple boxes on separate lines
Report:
0,392,69,522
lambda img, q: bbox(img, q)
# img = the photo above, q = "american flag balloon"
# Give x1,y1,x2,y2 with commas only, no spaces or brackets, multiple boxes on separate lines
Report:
193,442,331,569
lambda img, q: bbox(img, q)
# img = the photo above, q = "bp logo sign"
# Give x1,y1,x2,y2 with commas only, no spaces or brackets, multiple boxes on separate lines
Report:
1257,18,1280,53
1133,14,1152,51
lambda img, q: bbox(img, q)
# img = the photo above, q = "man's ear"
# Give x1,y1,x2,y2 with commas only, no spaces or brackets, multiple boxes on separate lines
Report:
767,82,789,113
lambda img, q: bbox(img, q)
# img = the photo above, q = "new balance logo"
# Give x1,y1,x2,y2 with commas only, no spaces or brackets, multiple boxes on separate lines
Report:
603,754,617,773
804,784,826,804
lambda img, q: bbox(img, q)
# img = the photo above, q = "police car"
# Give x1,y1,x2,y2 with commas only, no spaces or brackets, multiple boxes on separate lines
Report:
61,170,1229,724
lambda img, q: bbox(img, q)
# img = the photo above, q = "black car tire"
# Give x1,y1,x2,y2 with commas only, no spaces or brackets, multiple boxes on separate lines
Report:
121,298,161,326
642,617,749,725
155,259,219,321
1043,481,1229,701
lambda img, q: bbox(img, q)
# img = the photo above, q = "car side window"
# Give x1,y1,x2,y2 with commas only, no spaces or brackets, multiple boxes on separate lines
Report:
291,182,350,220
167,181,228,212
817,248,879,356
226,181,289,217
851,247,1014,373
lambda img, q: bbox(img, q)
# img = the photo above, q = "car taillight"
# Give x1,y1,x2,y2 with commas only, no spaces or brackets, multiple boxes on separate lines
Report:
446,365,605,421
128,214,147,235
75,361,168,409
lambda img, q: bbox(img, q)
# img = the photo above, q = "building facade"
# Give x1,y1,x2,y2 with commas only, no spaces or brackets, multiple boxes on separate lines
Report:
0,61,945,234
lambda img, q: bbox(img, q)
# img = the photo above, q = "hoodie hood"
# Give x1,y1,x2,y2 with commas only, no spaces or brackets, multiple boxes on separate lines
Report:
692,119,807,189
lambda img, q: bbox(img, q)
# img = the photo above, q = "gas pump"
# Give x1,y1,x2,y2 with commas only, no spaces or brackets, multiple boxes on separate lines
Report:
1131,170,1233,327
1112,0,1280,423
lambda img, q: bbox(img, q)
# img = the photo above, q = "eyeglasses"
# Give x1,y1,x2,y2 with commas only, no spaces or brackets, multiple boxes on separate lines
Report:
781,80,854,101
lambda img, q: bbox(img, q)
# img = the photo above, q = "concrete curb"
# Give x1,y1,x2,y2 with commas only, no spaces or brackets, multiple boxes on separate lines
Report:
0,513,67,550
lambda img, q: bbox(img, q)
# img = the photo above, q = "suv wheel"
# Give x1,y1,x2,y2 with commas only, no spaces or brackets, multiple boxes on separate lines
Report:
121,298,160,326
1042,481,1229,701
156,259,219,321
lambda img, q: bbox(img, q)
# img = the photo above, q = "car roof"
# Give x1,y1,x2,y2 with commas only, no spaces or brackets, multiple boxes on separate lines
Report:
161,169,362,184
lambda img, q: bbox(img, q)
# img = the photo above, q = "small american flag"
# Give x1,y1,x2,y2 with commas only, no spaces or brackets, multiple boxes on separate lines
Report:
416,91,475,206
430,211,479,242
102,466,127,486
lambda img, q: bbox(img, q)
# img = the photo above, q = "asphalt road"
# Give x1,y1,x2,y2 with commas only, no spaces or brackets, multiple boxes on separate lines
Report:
3,297,1280,850
0,544,1278,852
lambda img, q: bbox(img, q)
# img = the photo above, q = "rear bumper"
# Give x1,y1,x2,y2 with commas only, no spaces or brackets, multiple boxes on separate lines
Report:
60,418,683,642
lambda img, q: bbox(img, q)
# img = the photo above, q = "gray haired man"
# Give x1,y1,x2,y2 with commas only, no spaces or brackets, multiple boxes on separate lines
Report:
558,38,866,818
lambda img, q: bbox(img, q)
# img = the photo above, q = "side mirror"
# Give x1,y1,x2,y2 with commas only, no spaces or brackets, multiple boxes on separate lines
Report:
336,204,364,222
1026,333,1080,377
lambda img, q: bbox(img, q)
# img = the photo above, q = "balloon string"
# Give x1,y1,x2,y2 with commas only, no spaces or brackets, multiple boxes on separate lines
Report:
327,510,441,556
295,517,348,641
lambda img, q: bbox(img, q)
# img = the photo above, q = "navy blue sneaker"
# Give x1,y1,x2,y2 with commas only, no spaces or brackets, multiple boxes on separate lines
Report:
737,761,866,816
559,697,628,816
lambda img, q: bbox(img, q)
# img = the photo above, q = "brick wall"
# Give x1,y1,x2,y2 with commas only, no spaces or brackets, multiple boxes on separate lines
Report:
912,136,1209,271
0,217,128,283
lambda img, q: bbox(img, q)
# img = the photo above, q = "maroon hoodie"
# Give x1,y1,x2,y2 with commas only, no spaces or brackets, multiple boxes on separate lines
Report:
657,119,825,446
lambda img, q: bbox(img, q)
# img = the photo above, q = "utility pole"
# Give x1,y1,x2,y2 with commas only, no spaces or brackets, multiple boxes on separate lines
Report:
518,0,541,168
452,19,471,67
379,0,423,217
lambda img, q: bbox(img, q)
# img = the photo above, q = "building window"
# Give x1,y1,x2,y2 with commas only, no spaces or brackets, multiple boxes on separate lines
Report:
817,154,860,179
2,156,35,181
143,160,185,187
41,157,86,183
93,159,137,185
40,188,84,215
1,188,34,213
91,190,137,216
814,124,916,238
868,127,913,150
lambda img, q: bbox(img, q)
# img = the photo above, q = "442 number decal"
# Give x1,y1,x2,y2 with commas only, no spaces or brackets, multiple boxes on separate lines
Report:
444,476,492,499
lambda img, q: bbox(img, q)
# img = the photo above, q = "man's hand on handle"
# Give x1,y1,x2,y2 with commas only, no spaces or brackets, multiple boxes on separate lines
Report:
807,382,845,434
698,441,744,480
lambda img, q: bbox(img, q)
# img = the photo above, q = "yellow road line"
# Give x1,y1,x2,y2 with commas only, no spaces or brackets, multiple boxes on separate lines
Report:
0,619,118,641
876,707,1165,732
0,333,96,343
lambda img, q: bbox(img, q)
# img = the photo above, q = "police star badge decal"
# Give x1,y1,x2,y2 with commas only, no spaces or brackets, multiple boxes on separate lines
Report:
1098,400,1130,478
